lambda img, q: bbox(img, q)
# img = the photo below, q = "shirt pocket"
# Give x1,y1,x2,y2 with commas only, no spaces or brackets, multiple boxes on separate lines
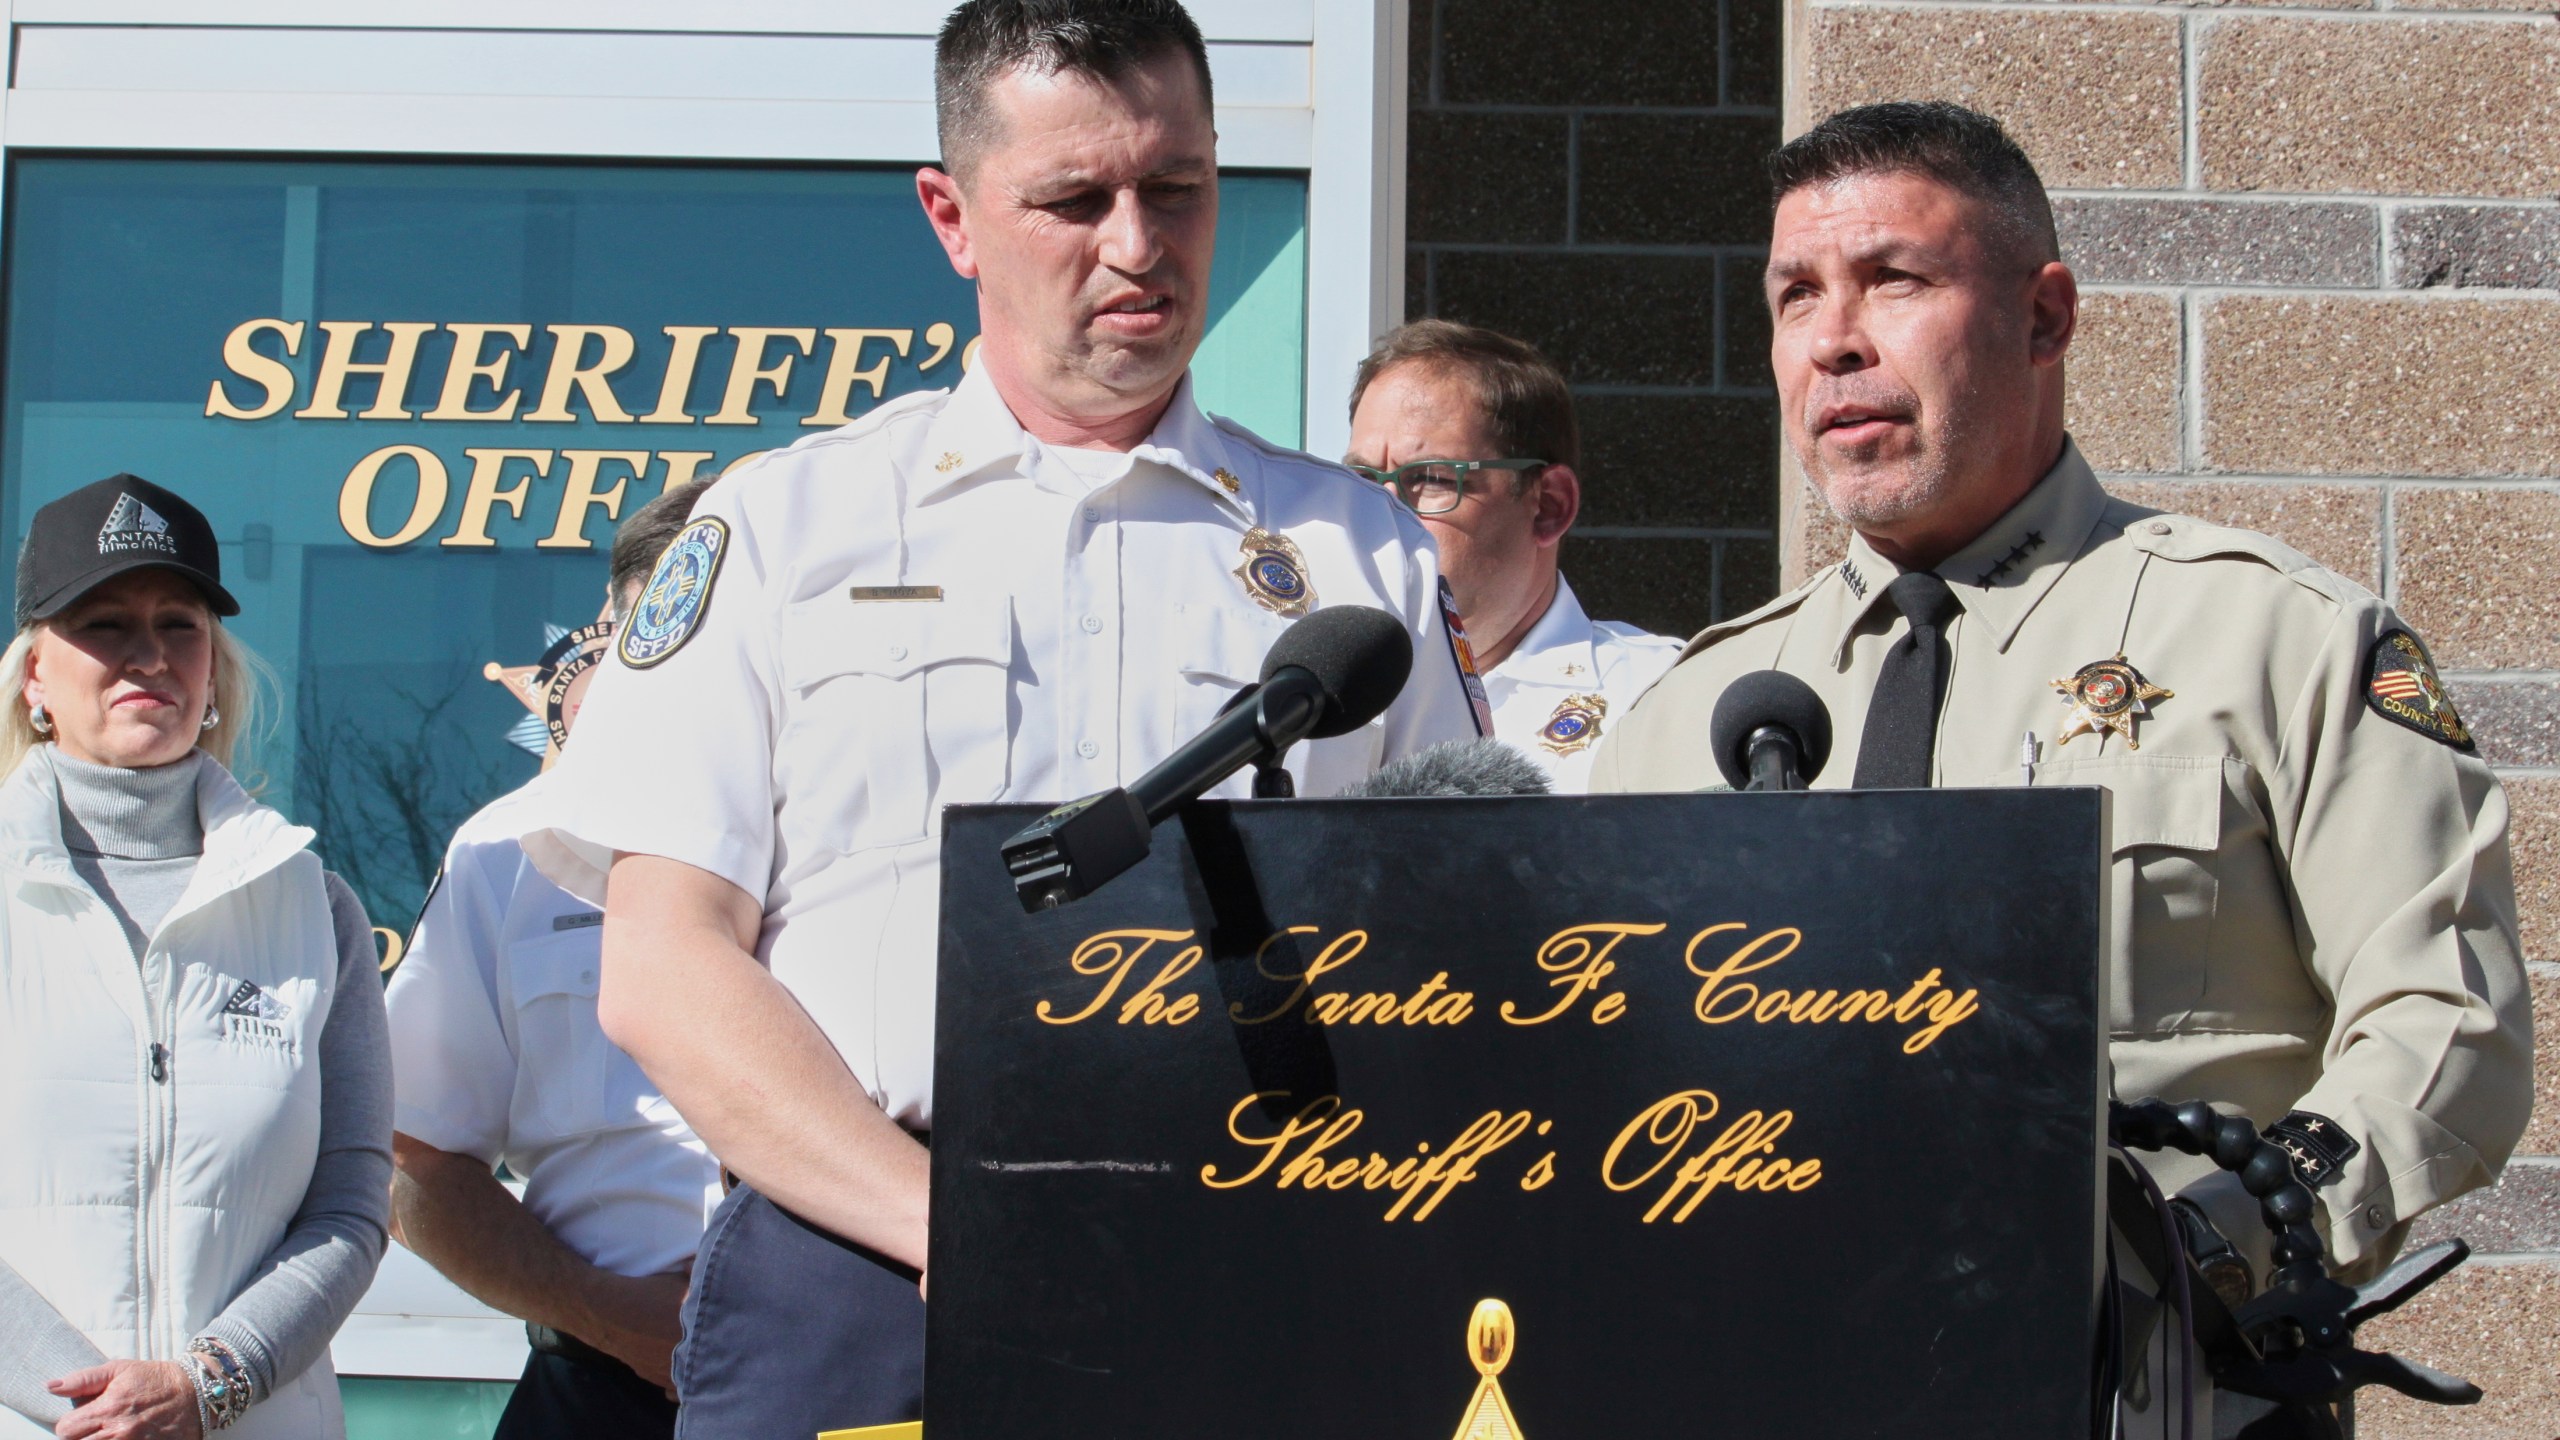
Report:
777,591,1014,853
1165,603,1289,784
2037,753,2226,1031
508,931,653,1142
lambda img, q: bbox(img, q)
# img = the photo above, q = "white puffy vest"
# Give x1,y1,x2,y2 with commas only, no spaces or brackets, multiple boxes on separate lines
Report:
0,751,345,1439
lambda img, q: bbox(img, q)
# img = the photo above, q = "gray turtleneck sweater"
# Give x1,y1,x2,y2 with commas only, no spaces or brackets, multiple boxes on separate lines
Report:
9,750,393,1413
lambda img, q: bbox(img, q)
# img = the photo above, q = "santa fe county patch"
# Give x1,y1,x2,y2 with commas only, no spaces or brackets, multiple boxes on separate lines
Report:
2364,627,2472,751
1437,577,1495,737
619,517,729,669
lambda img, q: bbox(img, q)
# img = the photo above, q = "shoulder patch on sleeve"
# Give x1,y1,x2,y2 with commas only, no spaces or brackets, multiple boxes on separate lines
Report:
2265,1110,2359,1189
618,516,730,669
2363,627,2473,751
1437,578,1496,738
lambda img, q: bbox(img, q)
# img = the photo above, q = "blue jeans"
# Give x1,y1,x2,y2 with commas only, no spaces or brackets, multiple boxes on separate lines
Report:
672,1185,926,1439
493,1344,678,1440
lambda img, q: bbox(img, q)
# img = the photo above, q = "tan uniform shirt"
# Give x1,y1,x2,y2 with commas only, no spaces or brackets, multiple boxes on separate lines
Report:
1593,441,2529,1273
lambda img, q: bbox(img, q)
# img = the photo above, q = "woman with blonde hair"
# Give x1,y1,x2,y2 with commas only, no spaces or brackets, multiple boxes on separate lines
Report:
0,475,390,1440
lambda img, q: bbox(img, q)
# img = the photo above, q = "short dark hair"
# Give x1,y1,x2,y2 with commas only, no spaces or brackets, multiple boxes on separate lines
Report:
935,0,1214,179
1769,101,2058,266
609,476,717,619
1349,321,1580,490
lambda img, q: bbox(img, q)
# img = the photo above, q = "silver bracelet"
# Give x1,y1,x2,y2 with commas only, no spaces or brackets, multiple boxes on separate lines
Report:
183,1338,253,1431
182,1359,214,1438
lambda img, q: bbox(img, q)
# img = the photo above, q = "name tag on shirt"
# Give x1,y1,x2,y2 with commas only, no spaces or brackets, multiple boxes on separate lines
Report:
849,586,943,603
553,911,605,932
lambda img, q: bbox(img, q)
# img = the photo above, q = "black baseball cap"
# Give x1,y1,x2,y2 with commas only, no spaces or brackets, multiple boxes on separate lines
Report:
15,474,240,628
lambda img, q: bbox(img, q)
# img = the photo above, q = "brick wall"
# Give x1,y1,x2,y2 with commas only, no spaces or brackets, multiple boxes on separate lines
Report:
1402,0,1784,636
1795,2,2560,1431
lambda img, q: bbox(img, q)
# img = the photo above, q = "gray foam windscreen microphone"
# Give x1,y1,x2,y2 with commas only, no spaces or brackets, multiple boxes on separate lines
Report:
1338,738,1553,797
1262,605,1414,739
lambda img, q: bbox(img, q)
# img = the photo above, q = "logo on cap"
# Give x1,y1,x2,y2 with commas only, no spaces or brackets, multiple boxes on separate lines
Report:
98,493,179,558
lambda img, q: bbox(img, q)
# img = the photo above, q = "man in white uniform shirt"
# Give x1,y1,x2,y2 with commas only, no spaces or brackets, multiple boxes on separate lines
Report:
524,2,1485,1433
1348,320,1681,791
386,479,720,1439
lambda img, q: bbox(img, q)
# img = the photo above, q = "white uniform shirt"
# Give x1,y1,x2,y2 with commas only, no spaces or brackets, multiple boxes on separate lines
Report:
1481,574,1682,793
387,772,719,1278
528,368,1486,1128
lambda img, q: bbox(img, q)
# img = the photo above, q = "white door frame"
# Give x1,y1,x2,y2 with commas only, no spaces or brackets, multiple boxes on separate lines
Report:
0,0,1406,454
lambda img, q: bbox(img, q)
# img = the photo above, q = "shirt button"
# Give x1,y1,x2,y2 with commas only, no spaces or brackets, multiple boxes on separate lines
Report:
1077,739,1100,759
2364,1204,2387,1229
2146,520,2172,536
887,643,909,661
1083,506,1100,523
1081,614,1103,634
580,969,596,984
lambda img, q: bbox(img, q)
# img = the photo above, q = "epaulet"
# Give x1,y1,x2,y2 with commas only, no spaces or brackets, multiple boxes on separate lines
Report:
2114,503,2364,609
1672,565,1832,662
1209,411,1409,531
1594,621,1687,656
1208,410,1341,470
712,387,950,491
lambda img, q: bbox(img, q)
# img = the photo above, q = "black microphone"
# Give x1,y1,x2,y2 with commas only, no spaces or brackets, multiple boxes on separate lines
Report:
1709,671,1834,792
1338,739,1552,798
1002,606,1414,910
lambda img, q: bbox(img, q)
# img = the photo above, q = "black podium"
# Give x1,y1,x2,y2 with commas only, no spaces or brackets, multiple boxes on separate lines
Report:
927,790,2106,1437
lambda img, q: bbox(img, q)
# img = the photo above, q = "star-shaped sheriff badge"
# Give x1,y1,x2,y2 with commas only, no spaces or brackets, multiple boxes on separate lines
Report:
2052,653,2173,749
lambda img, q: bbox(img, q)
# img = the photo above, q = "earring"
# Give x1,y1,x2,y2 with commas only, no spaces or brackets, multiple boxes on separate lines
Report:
200,703,220,732
27,703,48,735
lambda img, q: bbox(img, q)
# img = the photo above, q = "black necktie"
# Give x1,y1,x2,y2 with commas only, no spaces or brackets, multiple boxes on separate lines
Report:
1852,571,1961,789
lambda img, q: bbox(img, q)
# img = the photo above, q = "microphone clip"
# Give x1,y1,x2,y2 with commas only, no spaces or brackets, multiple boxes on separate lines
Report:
1743,725,1810,791
1000,787,1150,912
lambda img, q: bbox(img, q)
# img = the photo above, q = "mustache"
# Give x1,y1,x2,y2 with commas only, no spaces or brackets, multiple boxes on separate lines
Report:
1802,375,1921,431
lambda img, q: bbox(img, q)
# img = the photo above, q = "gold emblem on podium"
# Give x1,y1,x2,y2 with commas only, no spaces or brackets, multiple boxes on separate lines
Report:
1451,1299,1527,1440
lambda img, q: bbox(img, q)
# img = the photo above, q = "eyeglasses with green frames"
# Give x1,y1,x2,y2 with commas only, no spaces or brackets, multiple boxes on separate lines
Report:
1347,457,1548,515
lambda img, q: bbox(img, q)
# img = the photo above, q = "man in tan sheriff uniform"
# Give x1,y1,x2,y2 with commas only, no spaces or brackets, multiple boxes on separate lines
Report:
1594,101,2529,1429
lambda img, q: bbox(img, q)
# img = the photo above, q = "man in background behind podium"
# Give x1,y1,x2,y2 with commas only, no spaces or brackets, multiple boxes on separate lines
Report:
1592,101,2529,1431
524,1,1486,1433
1348,321,1680,792
387,478,720,1440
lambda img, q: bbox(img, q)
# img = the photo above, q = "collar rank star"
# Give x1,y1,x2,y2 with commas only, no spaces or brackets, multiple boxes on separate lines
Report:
1538,693,1607,755
1234,528,1314,617
2052,654,2172,749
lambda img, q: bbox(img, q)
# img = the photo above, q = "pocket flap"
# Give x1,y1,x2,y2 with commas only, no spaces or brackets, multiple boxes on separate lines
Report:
1174,602,1291,685
2043,755,2224,854
510,931,602,1003
781,591,1013,688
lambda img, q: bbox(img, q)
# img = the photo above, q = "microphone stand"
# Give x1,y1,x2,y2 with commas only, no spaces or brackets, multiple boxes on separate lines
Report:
1743,725,1809,791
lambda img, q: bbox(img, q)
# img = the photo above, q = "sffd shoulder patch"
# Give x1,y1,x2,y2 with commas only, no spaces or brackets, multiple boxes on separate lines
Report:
2364,628,2472,751
619,516,729,669
1438,578,1495,738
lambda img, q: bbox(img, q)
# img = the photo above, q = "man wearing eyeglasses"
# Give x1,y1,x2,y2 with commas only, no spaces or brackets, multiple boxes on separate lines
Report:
1348,320,1681,791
